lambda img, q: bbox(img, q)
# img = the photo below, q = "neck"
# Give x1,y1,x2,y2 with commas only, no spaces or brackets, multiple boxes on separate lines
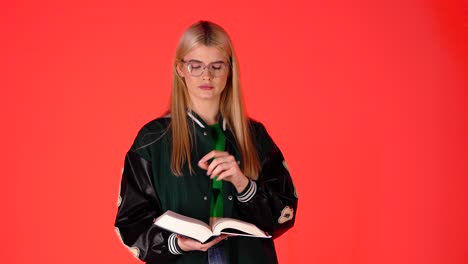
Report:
190,100,220,125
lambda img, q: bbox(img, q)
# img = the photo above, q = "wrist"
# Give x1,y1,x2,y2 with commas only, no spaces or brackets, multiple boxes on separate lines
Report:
234,176,249,193
176,239,188,253
236,180,257,203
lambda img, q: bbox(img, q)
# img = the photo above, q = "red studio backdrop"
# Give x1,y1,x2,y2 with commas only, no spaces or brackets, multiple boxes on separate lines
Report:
2,0,467,263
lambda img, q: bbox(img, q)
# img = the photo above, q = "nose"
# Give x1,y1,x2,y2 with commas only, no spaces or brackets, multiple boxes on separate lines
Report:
201,66,212,79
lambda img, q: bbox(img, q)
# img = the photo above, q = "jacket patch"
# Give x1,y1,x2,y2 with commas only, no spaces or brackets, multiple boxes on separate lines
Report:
278,206,294,224
282,160,289,172
129,247,140,258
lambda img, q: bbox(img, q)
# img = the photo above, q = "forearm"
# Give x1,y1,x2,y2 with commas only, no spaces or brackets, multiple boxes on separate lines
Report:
235,178,298,238
115,150,183,262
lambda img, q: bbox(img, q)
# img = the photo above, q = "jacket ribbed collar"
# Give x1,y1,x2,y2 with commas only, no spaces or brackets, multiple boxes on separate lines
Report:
187,110,227,131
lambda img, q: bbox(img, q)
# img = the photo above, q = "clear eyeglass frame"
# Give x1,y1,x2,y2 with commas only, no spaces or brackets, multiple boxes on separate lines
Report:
182,60,230,77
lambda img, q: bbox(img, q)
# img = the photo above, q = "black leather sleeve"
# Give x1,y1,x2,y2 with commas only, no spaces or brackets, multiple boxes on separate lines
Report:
236,123,298,239
115,150,179,263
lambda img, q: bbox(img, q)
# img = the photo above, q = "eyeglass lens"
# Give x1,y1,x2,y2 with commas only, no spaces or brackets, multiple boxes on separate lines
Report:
187,61,228,77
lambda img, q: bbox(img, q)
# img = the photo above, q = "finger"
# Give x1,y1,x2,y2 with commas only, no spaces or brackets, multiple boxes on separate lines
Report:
205,235,229,248
210,162,235,180
215,234,230,243
197,151,216,169
200,150,225,163
207,155,235,175
198,150,226,169
177,235,202,251
214,167,236,181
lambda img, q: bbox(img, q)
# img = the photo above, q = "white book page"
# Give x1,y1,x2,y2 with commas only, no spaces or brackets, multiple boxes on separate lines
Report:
154,211,213,243
211,217,270,238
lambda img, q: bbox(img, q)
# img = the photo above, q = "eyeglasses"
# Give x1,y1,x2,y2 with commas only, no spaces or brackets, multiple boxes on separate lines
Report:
182,60,230,77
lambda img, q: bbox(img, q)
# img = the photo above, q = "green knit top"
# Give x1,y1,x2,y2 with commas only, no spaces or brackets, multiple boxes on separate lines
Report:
208,123,225,217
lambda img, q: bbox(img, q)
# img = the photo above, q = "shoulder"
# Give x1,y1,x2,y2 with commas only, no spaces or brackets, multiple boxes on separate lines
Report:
247,117,268,137
140,115,171,134
131,115,172,152
247,117,277,151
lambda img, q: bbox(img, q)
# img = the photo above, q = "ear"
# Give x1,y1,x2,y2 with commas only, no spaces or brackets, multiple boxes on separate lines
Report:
176,63,185,78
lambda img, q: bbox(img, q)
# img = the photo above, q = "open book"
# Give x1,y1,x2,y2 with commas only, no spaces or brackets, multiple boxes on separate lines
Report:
153,210,271,243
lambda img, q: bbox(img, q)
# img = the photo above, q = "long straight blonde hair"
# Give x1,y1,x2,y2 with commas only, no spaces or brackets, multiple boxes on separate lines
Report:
170,21,260,180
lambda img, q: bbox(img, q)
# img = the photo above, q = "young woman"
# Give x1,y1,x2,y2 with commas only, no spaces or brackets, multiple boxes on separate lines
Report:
115,21,298,264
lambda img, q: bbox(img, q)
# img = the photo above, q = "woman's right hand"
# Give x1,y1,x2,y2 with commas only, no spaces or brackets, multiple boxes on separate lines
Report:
177,234,229,252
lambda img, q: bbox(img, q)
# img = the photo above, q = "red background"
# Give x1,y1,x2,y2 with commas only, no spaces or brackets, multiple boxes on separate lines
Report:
2,0,468,263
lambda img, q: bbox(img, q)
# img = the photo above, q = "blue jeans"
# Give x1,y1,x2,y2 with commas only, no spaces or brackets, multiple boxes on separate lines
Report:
208,240,227,264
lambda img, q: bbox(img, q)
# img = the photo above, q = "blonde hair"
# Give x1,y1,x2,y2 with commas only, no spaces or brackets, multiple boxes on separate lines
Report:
170,20,260,179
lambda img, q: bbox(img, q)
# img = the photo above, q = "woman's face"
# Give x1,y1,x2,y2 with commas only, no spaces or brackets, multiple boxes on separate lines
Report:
177,45,229,107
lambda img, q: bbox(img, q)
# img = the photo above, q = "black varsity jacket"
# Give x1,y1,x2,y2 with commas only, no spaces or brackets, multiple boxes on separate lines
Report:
115,111,298,264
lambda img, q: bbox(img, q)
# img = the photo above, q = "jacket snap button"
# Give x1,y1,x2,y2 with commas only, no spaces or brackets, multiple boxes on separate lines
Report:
203,132,207,136
203,196,208,200
228,195,233,200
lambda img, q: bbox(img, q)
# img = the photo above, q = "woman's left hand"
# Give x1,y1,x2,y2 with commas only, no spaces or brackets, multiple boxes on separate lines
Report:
198,150,249,193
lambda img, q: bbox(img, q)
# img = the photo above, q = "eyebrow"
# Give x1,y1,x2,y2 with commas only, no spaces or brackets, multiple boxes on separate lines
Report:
186,59,225,64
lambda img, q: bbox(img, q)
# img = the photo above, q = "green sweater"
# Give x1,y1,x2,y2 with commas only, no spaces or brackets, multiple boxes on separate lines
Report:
209,123,225,218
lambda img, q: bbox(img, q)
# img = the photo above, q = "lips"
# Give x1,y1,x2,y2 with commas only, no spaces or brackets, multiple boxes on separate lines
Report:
199,84,214,90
